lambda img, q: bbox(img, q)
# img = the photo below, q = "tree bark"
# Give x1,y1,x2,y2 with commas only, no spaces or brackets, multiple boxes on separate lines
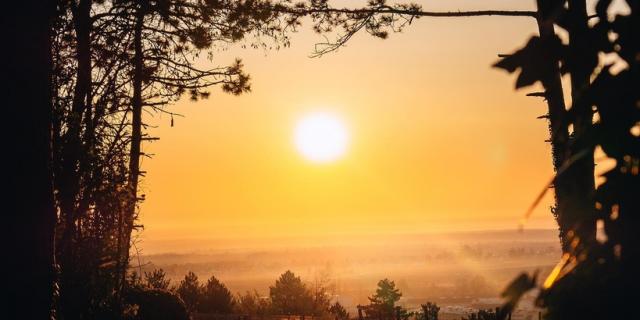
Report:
58,0,94,318
5,0,57,318
563,0,596,247
535,0,571,252
534,0,595,252
118,4,146,294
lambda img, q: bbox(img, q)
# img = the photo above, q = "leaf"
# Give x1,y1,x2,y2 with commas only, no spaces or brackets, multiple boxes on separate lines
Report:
502,272,537,301
498,272,538,319
494,35,565,89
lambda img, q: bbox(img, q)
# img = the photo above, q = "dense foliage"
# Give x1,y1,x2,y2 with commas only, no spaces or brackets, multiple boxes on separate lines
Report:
416,302,439,320
494,0,640,319
269,270,315,316
358,279,409,320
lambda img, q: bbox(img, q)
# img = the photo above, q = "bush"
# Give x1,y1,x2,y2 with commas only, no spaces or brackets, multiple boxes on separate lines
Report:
125,287,189,320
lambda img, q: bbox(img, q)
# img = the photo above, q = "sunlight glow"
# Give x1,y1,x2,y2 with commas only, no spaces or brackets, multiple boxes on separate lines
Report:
294,112,348,163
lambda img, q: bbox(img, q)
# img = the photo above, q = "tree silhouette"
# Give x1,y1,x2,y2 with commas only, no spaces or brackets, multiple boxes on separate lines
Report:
493,0,639,318
270,270,314,316
329,301,350,320
236,290,272,317
144,268,171,290
125,287,189,320
48,0,301,316
177,271,201,313
199,275,235,314
360,278,406,320
493,0,597,251
417,302,440,320
369,279,401,309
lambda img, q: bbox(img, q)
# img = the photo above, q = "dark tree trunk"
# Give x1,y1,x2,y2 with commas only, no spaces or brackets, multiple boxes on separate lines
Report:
118,4,146,293
5,0,57,318
58,0,94,318
562,0,597,247
535,0,595,252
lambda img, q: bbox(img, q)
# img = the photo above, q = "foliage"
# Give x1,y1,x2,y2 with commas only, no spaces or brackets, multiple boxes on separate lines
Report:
299,0,422,57
144,268,170,290
368,279,401,308
124,287,189,320
494,35,564,89
177,271,201,313
360,279,407,320
236,290,272,317
416,302,439,320
270,270,314,315
48,0,306,316
463,309,498,320
128,271,145,289
329,301,350,320
494,0,640,319
199,275,235,314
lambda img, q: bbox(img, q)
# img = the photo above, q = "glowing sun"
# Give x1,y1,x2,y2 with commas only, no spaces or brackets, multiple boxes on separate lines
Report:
294,112,349,163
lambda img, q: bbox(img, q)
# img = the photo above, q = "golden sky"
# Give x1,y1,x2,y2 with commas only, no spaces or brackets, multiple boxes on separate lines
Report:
139,1,569,248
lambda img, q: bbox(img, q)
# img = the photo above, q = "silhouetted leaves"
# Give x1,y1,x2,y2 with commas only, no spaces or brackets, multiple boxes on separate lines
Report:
125,287,189,320
416,302,439,320
329,301,350,320
494,35,565,88
144,268,170,290
200,275,235,314
499,272,536,319
496,0,640,319
177,272,201,313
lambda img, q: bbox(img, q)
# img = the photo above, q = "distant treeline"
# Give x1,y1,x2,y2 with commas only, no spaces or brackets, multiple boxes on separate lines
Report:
125,269,449,320
125,267,527,320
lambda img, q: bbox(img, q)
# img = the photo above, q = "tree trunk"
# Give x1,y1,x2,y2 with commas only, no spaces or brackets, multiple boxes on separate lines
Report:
58,0,93,318
563,0,597,247
5,0,57,318
119,4,145,293
535,0,595,252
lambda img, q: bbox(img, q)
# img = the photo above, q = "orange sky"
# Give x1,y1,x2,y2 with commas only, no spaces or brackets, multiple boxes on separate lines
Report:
138,1,570,249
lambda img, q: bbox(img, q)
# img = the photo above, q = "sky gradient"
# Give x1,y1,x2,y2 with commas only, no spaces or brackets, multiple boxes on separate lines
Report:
138,1,570,251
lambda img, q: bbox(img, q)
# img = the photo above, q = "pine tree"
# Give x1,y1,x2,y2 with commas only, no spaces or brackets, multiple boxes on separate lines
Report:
177,271,201,313
200,275,235,314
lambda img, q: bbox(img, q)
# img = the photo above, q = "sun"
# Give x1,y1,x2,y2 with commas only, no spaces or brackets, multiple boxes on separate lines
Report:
294,112,349,163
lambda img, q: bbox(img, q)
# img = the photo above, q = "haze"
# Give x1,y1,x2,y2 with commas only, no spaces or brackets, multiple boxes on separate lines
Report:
139,0,561,248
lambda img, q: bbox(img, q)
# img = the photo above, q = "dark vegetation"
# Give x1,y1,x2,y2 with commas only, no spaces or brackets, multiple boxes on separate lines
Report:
132,232,559,316
5,0,638,319
461,309,499,320
126,268,440,320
